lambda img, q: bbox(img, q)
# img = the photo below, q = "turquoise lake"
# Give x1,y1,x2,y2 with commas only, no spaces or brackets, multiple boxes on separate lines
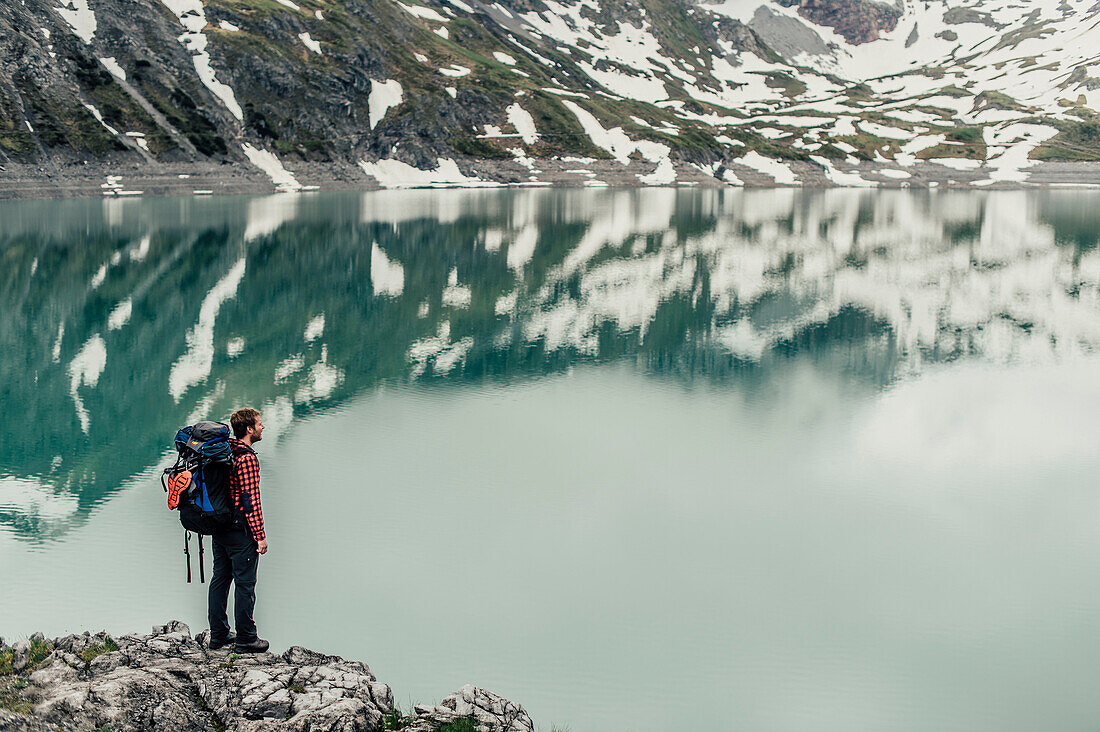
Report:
2,188,1100,731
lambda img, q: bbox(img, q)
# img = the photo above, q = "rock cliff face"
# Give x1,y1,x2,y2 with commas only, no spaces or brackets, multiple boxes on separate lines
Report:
775,0,901,44
0,621,534,732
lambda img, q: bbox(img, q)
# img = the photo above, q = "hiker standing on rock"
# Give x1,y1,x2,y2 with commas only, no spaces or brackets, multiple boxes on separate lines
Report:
208,407,269,653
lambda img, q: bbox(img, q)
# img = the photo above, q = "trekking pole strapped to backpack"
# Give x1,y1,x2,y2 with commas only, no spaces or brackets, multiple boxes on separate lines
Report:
184,530,192,583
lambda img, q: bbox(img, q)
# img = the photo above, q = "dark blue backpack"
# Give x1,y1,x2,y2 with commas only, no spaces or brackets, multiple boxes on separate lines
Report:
162,421,241,582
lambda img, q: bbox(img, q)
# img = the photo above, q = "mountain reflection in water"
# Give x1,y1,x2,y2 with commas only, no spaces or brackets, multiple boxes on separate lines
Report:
1,188,1098,541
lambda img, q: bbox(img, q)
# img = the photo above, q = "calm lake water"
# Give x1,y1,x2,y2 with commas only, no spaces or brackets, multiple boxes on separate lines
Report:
3,188,1100,731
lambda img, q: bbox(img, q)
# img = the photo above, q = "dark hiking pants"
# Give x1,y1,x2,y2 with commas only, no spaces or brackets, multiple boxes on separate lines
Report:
208,527,259,643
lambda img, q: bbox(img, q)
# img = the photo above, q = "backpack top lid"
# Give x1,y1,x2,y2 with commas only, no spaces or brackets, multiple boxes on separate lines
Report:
190,421,230,441
174,421,233,463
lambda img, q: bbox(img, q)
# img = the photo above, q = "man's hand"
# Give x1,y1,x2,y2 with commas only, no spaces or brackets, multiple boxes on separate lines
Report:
256,539,268,555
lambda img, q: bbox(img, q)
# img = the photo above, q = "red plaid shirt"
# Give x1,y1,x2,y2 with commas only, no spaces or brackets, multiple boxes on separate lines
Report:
230,439,265,542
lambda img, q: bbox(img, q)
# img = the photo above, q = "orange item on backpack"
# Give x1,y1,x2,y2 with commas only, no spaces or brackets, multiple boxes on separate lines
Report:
167,470,192,509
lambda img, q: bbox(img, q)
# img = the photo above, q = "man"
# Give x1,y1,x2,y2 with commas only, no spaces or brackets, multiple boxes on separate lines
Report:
208,407,270,653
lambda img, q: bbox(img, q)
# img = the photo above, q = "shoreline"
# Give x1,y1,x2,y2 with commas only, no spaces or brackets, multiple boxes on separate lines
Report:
2,159,1099,201
0,621,535,732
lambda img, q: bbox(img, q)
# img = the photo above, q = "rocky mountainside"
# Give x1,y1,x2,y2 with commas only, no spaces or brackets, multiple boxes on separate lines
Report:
1,0,1099,194
0,621,535,731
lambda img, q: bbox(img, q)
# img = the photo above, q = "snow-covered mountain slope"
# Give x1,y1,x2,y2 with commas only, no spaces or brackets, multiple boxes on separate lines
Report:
707,1,1100,142
1,0,1099,193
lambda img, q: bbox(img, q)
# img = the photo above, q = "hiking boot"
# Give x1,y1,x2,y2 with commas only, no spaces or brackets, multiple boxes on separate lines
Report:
234,638,270,654
207,632,236,650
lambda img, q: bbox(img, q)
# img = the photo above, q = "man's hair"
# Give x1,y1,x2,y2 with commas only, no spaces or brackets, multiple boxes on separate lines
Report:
230,408,261,439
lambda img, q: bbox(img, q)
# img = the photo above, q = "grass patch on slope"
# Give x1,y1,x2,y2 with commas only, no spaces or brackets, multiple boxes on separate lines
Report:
910,124,987,159
0,636,53,677
70,53,167,145
79,638,120,667
764,72,807,98
1031,120,1100,161
973,90,1030,112
130,64,228,157
0,678,33,714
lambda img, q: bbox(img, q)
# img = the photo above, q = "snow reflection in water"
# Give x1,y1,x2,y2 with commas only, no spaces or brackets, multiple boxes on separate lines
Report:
1,188,1098,537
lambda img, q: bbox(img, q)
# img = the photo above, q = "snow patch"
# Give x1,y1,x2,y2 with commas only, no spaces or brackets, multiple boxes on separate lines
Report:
83,104,119,136
99,57,125,81
359,158,502,188
541,87,588,98
493,51,516,65
507,104,539,144
160,0,245,121
369,79,404,130
581,63,668,104
755,127,790,140
639,159,675,185
974,123,1060,185
930,157,982,171
562,101,635,162
561,100,675,184
57,0,96,44
298,32,322,54
738,151,798,185
810,156,873,187
399,2,449,21
859,120,913,140
241,144,303,192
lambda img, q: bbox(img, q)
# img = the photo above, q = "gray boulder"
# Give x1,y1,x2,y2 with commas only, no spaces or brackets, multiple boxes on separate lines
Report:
1,621,397,731
407,684,535,732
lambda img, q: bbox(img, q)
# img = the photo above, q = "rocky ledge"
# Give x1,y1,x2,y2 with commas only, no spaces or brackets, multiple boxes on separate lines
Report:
0,621,534,732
